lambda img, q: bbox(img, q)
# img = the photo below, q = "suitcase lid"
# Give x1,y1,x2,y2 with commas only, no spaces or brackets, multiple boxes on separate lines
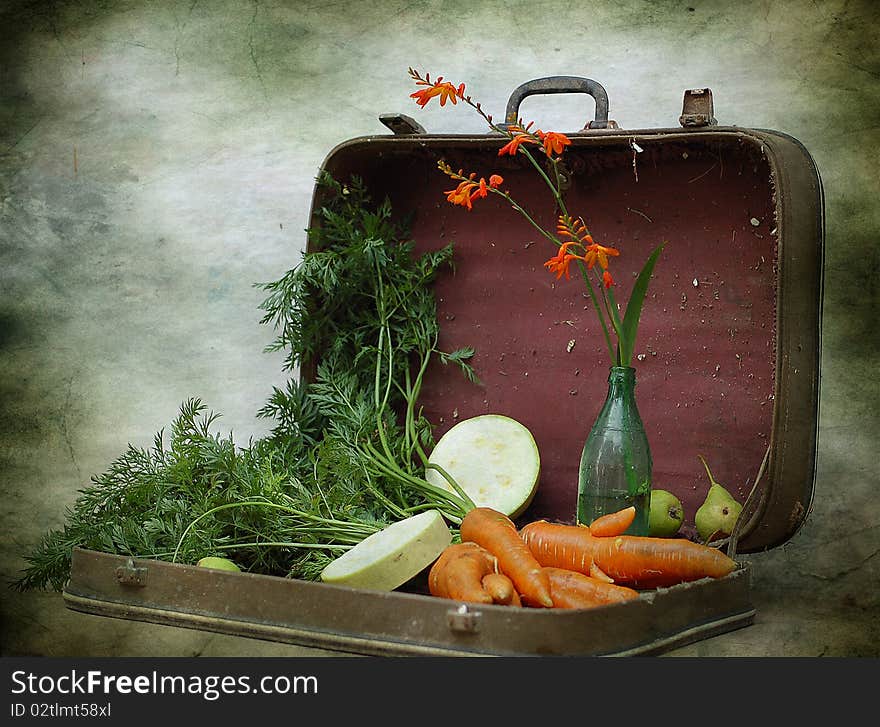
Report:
308,76,824,553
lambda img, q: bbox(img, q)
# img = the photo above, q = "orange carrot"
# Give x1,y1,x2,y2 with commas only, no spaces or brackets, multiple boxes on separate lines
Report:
429,542,524,606
589,561,615,583
428,542,495,604
481,572,522,607
460,507,554,607
444,553,494,604
520,520,737,589
588,506,636,537
427,543,458,599
544,567,640,609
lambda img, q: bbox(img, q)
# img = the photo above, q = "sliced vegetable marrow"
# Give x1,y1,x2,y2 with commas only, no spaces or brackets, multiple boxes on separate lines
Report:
319,510,452,591
426,414,540,519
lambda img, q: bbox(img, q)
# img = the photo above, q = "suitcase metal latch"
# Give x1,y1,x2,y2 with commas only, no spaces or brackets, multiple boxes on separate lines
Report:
115,558,148,587
679,88,717,127
447,604,481,634
379,113,426,135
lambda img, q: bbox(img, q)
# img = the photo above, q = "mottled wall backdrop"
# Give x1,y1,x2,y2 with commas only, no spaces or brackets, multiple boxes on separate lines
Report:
1,0,877,656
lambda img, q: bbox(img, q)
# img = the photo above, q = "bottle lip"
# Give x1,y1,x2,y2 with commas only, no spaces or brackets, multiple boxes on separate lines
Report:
607,366,637,383
608,365,637,374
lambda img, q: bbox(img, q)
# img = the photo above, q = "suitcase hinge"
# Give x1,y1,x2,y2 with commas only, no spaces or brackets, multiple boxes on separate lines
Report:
679,88,717,127
115,558,148,587
378,113,426,135
447,604,481,633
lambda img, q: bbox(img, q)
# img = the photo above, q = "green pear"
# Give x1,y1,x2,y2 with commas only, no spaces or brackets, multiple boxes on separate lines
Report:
694,455,743,541
648,489,684,537
196,556,241,572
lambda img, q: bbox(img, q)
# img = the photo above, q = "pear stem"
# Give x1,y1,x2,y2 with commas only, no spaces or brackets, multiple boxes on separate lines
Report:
697,454,721,487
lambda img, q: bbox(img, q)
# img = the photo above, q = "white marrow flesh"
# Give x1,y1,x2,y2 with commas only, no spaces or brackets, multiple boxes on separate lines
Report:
319,510,452,591
426,414,540,519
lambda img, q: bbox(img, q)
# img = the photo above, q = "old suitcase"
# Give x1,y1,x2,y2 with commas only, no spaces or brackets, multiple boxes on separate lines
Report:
63,77,824,656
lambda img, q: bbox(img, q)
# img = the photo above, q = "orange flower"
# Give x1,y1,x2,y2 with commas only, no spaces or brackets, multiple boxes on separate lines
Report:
444,172,503,208
472,177,489,200
536,130,571,156
603,270,614,288
544,241,572,266
543,242,582,280
583,242,620,271
411,77,465,108
445,178,478,210
498,131,538,156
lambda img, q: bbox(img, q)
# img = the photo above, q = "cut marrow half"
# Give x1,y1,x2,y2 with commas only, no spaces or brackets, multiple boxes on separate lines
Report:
319,510,452,591
426,414,540,519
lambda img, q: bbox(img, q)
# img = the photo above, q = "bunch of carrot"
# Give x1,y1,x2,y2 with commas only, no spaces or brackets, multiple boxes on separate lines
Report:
428,506,738,610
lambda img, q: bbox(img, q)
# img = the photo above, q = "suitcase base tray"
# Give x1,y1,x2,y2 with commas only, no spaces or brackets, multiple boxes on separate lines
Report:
64,547,755,657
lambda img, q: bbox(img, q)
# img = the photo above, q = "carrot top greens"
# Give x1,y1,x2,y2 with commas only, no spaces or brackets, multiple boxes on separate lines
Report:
16,172,477,592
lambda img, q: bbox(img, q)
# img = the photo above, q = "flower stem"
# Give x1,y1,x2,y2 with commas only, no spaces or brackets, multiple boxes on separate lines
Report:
488,189,557,244
574,259,616,362
518,146,569,218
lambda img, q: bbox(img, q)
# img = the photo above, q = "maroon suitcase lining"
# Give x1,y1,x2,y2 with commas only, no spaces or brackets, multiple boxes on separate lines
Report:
318,134,779,537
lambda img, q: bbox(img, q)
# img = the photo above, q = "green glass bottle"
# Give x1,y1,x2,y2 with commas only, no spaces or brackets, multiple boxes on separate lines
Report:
577,366,652,535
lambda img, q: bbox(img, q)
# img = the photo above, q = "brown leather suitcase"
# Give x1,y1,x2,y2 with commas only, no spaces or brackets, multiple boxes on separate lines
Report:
63,77,824,656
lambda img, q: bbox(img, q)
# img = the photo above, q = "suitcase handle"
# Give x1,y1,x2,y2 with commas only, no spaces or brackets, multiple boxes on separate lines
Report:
502,76,611,131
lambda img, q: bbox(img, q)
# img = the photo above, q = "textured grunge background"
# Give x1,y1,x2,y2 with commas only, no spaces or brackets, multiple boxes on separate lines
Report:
1,0,878,656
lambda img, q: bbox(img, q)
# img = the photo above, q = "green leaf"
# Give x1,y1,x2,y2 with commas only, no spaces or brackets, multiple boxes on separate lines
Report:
438,347,479,384
618,241,666,367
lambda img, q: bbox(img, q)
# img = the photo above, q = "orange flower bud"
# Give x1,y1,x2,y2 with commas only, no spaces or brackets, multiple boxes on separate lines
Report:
536,130,571,156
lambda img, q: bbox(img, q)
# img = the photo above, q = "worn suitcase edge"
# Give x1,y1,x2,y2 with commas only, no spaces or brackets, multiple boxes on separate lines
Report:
63,547,755,658
61,592,755,658
738,128,824,552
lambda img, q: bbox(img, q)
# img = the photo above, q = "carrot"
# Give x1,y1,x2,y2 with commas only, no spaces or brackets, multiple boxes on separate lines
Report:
444,553,495,604
428,542,495,604
481,572,522,607
429,542,524,606
589,561,615,583
545,567,640,609
520,520,737,589
427,543,459,599
588,506,636,537
460,507,554,607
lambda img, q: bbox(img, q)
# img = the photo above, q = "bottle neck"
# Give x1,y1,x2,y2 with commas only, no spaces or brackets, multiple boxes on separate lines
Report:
595,366,644,430
606,366,637,398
